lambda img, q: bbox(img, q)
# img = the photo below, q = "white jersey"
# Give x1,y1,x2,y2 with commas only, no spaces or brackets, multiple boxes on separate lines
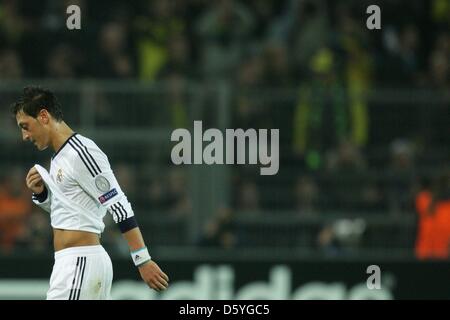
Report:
32,133,135,234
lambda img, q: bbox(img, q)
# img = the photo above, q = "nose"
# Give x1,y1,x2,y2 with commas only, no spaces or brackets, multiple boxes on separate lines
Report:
22,131,30,142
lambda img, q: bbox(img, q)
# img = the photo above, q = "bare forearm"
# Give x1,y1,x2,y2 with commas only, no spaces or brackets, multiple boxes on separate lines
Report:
122,227,169,291
122,227,146,251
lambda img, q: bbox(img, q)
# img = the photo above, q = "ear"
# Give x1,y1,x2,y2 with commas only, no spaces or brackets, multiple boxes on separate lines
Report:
38,109,50,124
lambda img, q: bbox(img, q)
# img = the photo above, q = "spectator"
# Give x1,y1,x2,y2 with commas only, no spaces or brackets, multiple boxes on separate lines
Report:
431,0,450,29
157,32,194,79
152,71,190,129
0,48,23,79
95,21,134,78
292,47,349,170
249,0,280,39
427,48,449,90
46,43,80,78
325,139,370,212
417,46,450,148
167,168,192,217
146,169,191,218
147,177,167,212
0,167,32,254
293,175,319,216
335,3,372,147
427,171,450,259
195,0,255,81
317,218,366,256
16,209,51,253
134,0,185,80
386,139,416,214
236,180,260,213
234,50,266,129
381,24,421,86
0,0,26,46
412,171,450,259
263,41,293,87
114,163,137,205
326,138,367,173
288,0,330,70
197,207,237,249
414,176,434,259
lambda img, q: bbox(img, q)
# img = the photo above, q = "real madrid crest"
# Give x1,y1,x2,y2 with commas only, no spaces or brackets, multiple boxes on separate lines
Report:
57,168,63,183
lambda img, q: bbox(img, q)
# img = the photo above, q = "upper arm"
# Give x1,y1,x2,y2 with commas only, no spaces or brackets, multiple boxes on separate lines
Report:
70,136,135,224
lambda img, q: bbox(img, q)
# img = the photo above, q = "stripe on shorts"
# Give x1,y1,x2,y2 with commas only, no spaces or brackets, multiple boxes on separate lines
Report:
75,257,87,300
69,257,81,300
69,256,86,300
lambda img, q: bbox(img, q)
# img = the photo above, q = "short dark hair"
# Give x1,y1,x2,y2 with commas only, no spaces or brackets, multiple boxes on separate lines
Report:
11,86,63,121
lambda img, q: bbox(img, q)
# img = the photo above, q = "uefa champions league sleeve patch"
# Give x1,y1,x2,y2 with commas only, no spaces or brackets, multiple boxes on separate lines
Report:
98,188,118,204
95,175,110,192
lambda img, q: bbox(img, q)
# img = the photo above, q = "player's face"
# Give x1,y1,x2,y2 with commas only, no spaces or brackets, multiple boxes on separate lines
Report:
16,110,50,151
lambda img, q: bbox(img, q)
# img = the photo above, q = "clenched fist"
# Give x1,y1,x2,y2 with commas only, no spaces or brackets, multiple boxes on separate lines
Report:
26,167,44,194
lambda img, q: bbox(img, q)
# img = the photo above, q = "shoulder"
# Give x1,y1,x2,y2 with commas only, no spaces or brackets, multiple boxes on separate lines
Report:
72,134,103,152
68,134,109,178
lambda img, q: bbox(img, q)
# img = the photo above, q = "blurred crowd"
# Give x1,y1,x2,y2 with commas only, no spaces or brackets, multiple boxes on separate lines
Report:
1,0,448,149
0,0,448,85
0,0,449,257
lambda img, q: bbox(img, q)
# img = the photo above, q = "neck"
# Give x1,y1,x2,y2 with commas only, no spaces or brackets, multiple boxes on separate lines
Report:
50,121,74,152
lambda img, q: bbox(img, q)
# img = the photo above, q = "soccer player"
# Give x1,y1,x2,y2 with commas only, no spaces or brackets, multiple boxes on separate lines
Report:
11,86,169,300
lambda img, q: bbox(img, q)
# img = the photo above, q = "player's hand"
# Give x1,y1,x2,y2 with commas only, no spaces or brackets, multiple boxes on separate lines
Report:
138,260,169,291
26,167,44,194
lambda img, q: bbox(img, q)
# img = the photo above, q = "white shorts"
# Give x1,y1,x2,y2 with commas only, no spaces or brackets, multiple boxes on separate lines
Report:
47,245,113,300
